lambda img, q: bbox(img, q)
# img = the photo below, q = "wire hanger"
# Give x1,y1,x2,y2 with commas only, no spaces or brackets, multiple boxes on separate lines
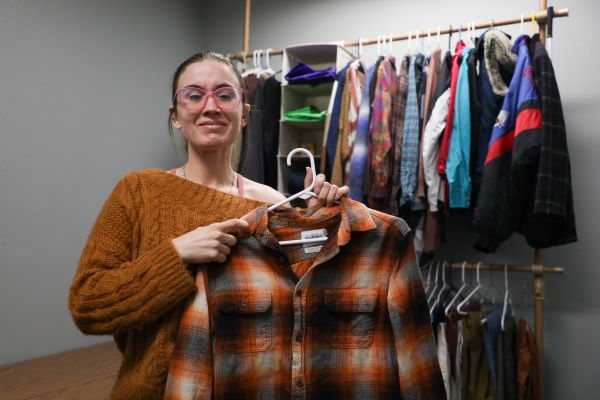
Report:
457,262,482,315
501,264,510,331
445,261,468,316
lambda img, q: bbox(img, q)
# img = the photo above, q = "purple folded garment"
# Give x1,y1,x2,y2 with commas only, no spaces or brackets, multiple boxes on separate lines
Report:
285,62,336,85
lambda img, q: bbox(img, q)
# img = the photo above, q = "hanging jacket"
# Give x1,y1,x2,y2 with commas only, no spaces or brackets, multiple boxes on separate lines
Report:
474,35,542,252
447,47,472,208
399,53,425,206
437,41,467,179
521,34,577,248
348,61,379,202
325,62,351,178
474,29,516,188
422,89,450,212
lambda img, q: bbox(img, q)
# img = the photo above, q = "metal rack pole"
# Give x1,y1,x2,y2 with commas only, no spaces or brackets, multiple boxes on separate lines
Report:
229,7,568,60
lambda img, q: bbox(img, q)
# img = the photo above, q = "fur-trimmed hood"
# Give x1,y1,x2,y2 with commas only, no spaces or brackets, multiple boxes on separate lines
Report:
484,29,516,96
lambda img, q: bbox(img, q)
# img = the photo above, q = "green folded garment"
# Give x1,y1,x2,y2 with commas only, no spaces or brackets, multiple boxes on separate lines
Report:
283,105,327,122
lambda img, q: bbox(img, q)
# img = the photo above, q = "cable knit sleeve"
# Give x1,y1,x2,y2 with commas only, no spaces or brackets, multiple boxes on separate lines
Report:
68,175,196,335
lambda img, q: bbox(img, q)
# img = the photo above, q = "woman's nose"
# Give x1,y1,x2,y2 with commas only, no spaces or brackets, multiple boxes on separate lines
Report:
202,94,221,113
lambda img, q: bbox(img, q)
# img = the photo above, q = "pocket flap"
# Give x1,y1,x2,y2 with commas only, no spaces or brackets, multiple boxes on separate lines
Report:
216,291,272,314
324,288,378,312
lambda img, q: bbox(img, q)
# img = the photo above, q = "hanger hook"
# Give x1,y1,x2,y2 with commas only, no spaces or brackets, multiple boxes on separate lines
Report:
266,48,272,69
521,13,524,34
358,37,364,59
408,30,412,52
531,11,536,35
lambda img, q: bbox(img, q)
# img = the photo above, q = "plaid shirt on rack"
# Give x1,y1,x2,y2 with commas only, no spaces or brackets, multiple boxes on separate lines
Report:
400,53,425,206
165,198,445,399
369,56,398,201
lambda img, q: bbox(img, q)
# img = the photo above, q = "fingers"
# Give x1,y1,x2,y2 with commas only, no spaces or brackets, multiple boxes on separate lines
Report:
312,173,326,194
215,219,250,235
304,167,313,188
217,233,237,247
326,184,338,207
335,185,350,200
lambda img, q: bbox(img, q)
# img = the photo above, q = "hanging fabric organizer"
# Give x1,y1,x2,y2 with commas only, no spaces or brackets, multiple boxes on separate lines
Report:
229,2,570,398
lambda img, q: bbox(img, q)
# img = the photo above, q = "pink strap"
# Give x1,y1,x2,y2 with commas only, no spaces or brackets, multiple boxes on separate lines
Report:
237,174,245,197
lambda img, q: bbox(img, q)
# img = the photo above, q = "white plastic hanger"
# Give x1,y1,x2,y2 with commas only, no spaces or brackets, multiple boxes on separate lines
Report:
437,26,441,49
415,30,421,53
358,37,364,60
261,48,275,77
388,33,393,55
423,260,434,296
427,261,441,306
376,34,382,55
242,50,259,77
457,262,482,315
520,13,524,34
408,30,412,54
427,28,432,55
431,261,450,312
268,148,332,246
445,262,468,316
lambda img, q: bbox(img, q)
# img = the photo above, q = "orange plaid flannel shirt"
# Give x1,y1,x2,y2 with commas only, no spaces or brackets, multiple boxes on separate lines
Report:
165,198,445,399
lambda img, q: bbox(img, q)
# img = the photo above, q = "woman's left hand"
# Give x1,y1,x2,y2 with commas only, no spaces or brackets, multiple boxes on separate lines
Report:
304,167,350,208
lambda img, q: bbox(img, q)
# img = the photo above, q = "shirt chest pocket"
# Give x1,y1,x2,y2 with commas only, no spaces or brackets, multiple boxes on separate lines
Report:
213,290,273,353
324,288,378,349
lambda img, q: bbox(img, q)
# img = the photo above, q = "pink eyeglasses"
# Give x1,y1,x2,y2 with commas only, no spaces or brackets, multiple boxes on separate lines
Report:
174,86,244,111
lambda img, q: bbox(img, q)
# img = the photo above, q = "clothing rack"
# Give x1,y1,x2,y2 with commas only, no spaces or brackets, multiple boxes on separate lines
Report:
228,5,568,61
232,1,568,397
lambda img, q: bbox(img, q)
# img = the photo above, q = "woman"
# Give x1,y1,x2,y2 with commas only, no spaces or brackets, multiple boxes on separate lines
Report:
68,51,348,399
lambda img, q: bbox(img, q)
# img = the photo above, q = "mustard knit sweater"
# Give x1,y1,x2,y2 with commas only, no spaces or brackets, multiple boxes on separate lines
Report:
68,168,265,399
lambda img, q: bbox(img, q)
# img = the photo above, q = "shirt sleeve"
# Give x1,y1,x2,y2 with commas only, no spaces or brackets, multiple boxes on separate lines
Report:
68,175,196,334
387,233,446,399
164,269,213,399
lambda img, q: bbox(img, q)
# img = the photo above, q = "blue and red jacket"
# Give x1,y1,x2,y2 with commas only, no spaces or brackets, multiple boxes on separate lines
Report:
474,35,542,252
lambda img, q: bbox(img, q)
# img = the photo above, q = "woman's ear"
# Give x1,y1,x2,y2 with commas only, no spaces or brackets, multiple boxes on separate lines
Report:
169,106,182,130
241,103,250,128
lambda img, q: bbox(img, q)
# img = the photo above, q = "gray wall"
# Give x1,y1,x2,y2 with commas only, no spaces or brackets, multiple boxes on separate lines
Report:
0,0,199,364
1,0,597,398
200,0,598,398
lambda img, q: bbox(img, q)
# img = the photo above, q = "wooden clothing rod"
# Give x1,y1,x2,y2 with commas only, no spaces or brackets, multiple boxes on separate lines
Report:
228,7,568,60
440,261,564,274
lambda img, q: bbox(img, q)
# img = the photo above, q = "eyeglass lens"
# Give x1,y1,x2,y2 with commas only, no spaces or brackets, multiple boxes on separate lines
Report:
178,87,241,110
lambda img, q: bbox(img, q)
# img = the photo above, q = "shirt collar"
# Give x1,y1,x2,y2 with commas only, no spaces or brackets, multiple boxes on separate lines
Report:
242,197,377,251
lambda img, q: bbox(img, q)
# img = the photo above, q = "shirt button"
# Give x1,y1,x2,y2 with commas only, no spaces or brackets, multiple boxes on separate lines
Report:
296,289,302,297
295,378,304,388
240,300,247,307
296,333,302,343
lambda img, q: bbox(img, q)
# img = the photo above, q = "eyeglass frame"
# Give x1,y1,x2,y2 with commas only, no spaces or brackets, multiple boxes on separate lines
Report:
173,85,245,112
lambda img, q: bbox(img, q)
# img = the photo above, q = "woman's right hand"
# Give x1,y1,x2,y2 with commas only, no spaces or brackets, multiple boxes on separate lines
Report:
171,219,250,264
